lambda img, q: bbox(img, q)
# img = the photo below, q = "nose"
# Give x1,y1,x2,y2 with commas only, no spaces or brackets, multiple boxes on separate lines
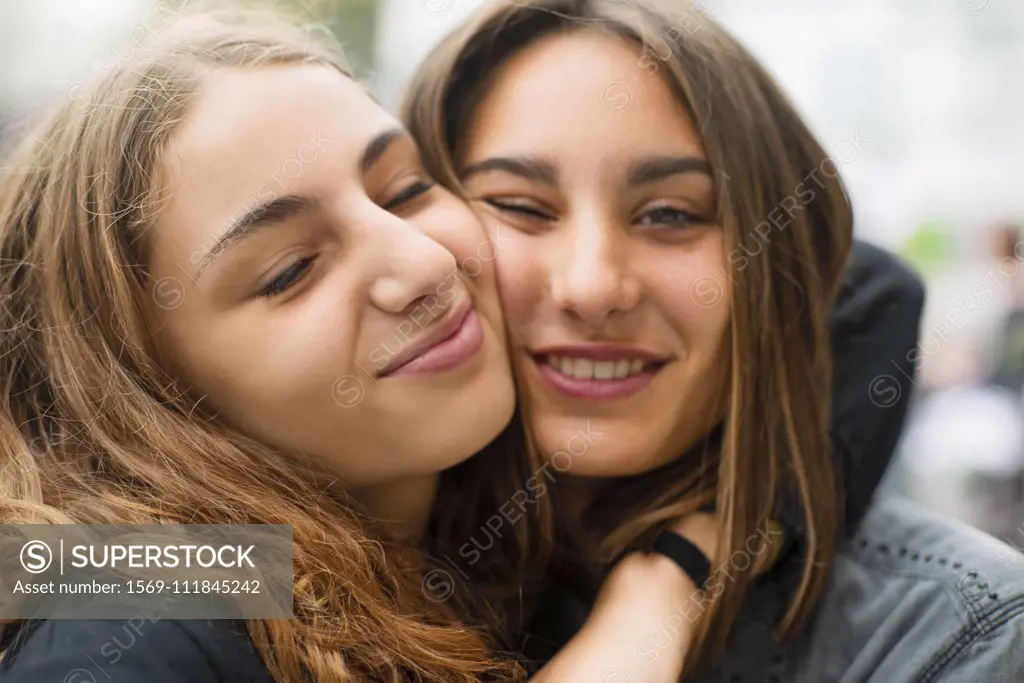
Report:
550,219,640,327
366,211,459,316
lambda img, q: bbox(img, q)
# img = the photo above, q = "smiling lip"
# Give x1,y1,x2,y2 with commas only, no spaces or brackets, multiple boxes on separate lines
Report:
377,300,482,378
529,344,670,400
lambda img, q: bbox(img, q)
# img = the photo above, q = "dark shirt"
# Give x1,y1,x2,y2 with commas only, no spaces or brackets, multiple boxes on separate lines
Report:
0,240,926,681
0,618,271,682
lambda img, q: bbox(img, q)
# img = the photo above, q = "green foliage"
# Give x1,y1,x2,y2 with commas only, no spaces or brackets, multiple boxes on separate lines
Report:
900,217,954,275
277,0,378,74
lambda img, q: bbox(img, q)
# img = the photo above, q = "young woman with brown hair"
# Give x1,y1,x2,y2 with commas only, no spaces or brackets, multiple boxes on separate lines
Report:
401,0,1024,679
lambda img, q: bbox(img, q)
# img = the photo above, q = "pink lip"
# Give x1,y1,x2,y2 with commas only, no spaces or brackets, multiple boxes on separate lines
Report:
532,358,659,400
528,344,670,401
378,304,483,378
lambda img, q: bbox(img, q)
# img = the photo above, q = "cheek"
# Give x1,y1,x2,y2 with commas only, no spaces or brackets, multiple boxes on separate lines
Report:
422,199,492,280
164,288,363,423
645,239,731,345
490,228,547,340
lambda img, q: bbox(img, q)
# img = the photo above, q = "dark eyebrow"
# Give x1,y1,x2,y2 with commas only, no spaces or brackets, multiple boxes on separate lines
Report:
460,157,559,186
193,195,318,282
190,128,405,282
626,156,713,186
361,128,405,173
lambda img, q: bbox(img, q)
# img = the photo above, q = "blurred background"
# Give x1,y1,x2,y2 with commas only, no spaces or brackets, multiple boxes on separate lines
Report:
2,0,1023,545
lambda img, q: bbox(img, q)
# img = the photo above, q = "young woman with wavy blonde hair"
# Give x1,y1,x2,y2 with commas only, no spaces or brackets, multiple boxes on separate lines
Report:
0,9,730,683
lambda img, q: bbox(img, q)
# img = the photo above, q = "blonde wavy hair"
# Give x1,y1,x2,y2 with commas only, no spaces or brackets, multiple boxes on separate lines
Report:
0,8,550,682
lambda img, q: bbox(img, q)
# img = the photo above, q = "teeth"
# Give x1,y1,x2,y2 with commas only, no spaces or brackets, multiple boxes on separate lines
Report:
572,358,593,379
594,361,616,380
614,360,630,379
546,355,653,380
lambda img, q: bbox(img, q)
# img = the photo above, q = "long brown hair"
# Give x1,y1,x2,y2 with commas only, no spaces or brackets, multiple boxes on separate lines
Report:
401,0,853,672
0,8,550,682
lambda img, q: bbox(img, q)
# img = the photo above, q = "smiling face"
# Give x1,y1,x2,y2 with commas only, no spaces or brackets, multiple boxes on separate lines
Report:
460,31,730,477
148,64,514,489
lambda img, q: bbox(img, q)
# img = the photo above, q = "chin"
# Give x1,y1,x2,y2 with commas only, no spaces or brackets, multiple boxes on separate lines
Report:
434,344,517,471
533,414,676,478
425,392,516,474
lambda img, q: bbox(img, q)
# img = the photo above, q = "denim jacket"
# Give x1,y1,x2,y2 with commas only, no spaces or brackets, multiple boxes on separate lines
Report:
702,496,1024,683
522,497,1024,682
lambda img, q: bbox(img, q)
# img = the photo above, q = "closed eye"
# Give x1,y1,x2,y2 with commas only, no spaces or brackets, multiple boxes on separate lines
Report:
484,198,553,221
382,179,435,212
259,255,317,299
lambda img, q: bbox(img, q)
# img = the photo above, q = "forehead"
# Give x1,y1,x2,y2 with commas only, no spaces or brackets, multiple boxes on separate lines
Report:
153,64,394,268
164,64,390,196
464,31,703,161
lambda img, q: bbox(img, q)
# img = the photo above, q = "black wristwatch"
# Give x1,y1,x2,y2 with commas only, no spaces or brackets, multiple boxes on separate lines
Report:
607,529,711,590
